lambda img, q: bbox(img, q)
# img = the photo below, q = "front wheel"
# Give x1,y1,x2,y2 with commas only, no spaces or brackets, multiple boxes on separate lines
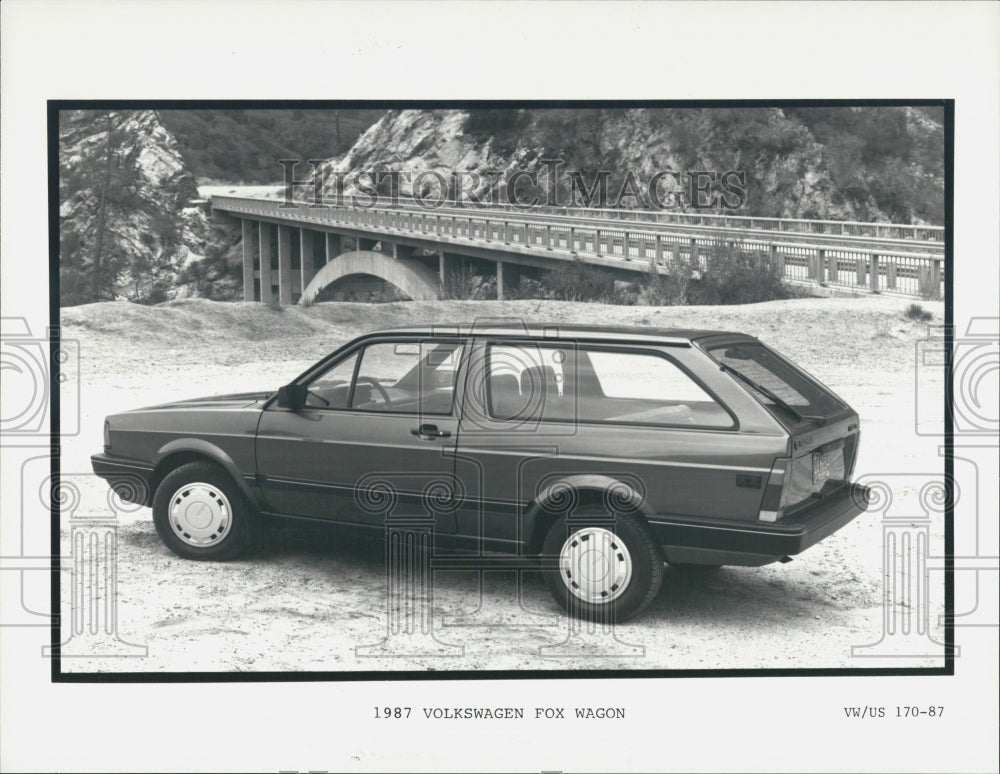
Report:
152,462,254,560
541,511,664,622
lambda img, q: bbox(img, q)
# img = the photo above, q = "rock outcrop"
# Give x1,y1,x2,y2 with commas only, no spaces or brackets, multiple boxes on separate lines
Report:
59,110,240,305
308,107,944,223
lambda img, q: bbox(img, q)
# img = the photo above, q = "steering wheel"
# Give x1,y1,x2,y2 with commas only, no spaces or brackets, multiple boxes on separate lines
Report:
305,389,330,407
355,375,392,406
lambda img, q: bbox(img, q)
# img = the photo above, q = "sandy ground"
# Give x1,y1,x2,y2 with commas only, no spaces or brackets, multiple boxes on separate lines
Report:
54,295,948,672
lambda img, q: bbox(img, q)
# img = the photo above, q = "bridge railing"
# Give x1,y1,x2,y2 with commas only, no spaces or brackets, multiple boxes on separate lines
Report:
213,195,944,300
284,188,945,242
222,193,944,254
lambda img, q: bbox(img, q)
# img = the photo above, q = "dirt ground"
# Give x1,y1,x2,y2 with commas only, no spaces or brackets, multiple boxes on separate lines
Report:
55,295,948,672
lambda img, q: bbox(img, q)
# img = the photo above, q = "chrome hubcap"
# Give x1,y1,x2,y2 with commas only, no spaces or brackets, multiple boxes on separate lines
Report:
559,527,633,604
169,482,231,547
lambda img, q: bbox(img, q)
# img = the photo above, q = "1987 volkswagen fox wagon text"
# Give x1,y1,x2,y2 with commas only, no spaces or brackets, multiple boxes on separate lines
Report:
92,324,871,621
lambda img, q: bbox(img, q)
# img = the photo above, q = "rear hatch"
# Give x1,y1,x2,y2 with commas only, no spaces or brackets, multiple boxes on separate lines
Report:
784,415,859,512
703,338,860,514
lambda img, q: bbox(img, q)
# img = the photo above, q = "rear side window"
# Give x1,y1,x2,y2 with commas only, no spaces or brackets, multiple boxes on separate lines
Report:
486,344,732,428
706,341,845,417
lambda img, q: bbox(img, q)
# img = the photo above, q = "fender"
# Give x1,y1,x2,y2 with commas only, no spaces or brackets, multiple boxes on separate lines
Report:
523,473,655,553
153,438,258,505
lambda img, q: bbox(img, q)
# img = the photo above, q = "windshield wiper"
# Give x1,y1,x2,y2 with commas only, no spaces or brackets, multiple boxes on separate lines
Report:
718,363,827,425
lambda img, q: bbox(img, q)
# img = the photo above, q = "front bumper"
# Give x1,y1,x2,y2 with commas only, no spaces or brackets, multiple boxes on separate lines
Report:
648,483,871,558
91,453,155,507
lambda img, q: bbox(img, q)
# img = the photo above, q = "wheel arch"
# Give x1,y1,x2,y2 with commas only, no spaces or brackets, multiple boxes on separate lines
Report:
523,474,656,556
149,439,256,508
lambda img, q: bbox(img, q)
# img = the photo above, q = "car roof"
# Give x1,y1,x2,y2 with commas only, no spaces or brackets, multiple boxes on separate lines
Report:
364,323,755,346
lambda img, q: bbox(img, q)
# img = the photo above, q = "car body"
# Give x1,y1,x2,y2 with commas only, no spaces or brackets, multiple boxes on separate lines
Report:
92,323,870,621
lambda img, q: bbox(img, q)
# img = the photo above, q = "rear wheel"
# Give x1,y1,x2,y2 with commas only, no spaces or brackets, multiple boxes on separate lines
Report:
152,462,253,560
541,510,663,622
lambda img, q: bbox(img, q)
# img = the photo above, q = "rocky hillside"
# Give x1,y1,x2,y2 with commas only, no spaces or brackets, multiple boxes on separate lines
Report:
58,106,944,307
310,107,944,223
59,110,242,306
159,108,387,184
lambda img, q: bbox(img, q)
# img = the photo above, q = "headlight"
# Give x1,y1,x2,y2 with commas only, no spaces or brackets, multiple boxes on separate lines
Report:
103,420,111,451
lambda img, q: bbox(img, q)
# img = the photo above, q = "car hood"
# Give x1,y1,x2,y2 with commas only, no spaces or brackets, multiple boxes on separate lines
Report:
128,391,273,412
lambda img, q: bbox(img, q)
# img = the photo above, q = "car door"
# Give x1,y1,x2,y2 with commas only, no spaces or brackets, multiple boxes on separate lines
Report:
453,338,781,547
255,337,467,532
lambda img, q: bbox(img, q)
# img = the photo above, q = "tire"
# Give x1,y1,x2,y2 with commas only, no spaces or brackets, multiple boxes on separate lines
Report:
152,461,254,561
541,509,664,623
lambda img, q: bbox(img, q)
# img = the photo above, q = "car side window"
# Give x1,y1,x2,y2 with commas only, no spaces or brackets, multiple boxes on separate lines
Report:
585,350,732,427
486,344,732,428
487,344,571,420
304,351,360,408
348,340,463,415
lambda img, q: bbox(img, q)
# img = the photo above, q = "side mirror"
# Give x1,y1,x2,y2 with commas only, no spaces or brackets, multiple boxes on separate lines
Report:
276,384,307,410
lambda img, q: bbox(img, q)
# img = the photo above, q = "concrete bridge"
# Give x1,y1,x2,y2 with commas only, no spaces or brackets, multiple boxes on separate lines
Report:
211,195,945,303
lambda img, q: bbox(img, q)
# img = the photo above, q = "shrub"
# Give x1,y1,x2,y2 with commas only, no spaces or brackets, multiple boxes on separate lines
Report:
502,274,547,300
539,258,618,302
631,242,791,307
128,276,171,305
441,260,481,300
462,110,529,152
143,282,171,305
529,244,791,307
638,253,700,305
686,242,790,305
904,303,933,322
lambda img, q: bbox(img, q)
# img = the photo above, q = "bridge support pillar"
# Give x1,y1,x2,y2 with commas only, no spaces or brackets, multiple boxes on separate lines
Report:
392,243,416,260
300,229,316,293
438,250,446,285
242,219,255,301
325,233,342,264
278,225,293,305
510,262,521,297
496,261,504,301
258,222,274,304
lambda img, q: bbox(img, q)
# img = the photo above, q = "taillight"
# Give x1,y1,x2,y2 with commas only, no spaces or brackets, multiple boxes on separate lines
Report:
845,432,860,479
103,420,111,451
758,457,791,522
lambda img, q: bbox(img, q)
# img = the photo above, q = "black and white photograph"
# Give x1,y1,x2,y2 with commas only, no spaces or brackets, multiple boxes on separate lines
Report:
2,2,997,773
56,102,949,674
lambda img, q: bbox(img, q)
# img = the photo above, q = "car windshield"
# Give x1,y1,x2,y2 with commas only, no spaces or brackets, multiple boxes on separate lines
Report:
705,341,845,419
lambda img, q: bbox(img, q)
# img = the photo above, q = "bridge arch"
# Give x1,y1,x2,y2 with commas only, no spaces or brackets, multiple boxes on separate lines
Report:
300,250,440,304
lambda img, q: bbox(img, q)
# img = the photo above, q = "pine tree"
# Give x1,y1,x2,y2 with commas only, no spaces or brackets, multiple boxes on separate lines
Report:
59,111,145,304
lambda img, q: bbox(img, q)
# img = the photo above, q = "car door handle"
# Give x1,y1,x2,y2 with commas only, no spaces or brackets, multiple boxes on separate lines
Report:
410,424,451,440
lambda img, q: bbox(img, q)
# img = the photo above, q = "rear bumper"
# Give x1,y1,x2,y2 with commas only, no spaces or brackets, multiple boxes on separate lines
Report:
91,453,154,506
648,483,871,558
